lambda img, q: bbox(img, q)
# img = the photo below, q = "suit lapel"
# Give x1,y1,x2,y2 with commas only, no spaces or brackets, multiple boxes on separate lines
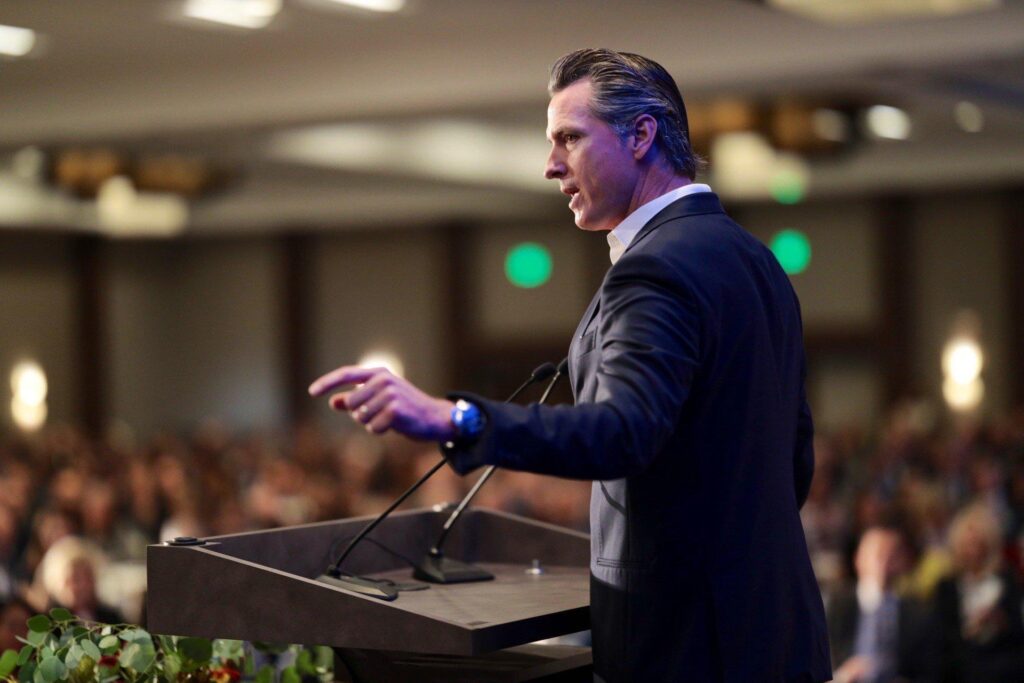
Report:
568,288,602,398
619,191,725,260
576,288,601,338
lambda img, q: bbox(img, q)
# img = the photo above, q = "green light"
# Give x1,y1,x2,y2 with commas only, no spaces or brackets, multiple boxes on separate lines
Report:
770,169,806,205
771,229,811,275
505,242,552,289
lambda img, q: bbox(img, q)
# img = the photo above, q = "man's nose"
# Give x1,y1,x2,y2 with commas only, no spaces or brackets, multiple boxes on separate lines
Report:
544,150,566,179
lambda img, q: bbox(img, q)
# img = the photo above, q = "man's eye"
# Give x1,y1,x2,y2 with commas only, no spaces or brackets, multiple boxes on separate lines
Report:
564,134,579,143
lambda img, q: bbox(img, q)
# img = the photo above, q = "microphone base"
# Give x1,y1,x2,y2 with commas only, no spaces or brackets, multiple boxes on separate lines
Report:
317,572,398,601
413,553,494,584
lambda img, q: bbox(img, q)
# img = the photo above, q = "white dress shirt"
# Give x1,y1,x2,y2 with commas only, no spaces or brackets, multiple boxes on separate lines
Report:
607,183,712,264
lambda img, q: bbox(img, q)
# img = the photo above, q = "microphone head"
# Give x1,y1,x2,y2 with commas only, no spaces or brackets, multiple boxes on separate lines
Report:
556,357,569,374
531,362,557,382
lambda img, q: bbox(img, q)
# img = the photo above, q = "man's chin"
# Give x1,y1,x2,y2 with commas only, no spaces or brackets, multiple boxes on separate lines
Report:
574,213,613,232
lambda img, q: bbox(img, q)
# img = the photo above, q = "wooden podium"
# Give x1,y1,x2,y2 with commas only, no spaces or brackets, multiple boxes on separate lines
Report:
147,508,592,682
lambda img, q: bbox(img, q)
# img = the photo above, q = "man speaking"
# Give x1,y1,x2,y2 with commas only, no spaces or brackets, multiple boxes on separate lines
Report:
310,48,831,683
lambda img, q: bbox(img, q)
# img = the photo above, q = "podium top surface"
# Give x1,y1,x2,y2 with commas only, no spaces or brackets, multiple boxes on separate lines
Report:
370,563,588,628
147,508,591,655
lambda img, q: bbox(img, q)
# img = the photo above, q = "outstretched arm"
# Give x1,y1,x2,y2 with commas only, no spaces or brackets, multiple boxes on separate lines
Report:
310,251,701,481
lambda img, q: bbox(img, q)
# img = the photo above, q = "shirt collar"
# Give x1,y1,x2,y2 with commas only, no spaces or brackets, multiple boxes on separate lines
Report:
607,183,712,264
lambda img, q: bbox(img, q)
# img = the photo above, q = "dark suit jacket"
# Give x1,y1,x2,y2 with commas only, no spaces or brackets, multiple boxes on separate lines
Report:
446,192,831,683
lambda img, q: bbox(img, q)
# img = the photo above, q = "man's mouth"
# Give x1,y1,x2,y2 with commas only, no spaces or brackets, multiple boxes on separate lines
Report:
562,186,580,209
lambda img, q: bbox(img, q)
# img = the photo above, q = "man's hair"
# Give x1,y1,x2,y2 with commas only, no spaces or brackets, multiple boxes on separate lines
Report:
549,48,702,179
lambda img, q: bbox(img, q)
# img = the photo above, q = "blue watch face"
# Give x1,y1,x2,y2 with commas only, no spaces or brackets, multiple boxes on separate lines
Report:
452,400,485,439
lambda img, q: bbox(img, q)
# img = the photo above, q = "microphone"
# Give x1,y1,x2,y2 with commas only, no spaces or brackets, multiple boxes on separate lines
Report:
318,361,558,600
413,357,569,584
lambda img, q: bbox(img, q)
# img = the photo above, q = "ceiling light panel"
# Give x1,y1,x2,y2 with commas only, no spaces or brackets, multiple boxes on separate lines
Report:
183,0,282,29
0,24,37,57
324,0,406,12
765,0,1001,24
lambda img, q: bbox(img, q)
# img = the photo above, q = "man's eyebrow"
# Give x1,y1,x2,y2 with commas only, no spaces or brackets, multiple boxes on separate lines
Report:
547,127,580,142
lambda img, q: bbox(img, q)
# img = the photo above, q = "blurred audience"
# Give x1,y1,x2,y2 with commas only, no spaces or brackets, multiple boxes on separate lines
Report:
0,402,1022,683
0,418,590,627
0,596,31,651
928,504,1024,682
828,524,929,683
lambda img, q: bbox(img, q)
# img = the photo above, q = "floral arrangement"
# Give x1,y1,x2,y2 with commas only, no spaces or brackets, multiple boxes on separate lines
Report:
0,609,332,683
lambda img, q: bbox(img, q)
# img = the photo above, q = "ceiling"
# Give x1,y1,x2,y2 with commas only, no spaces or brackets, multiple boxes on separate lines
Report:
2,0,1023,236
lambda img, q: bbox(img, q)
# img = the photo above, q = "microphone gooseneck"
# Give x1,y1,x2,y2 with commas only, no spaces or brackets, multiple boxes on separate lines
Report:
413,358,569,584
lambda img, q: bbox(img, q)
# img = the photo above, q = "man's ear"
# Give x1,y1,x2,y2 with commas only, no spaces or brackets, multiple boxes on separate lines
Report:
630,114,658,161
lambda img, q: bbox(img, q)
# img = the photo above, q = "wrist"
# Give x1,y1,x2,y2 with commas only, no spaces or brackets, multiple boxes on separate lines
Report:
435,399,457,441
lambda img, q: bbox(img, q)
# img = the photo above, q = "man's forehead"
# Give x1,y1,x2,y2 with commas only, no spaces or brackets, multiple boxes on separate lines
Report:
546,80,595,136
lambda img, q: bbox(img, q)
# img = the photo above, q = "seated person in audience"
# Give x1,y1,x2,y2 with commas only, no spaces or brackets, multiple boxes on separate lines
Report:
34,537,124,625
929,503,1024,683
62,555,124,624
828,524,930,683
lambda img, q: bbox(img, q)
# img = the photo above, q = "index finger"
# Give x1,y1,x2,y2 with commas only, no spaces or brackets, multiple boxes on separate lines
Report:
308,366,378,396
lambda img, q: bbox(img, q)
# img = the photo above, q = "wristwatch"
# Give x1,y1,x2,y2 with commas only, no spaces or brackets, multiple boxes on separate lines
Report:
449,399,487,445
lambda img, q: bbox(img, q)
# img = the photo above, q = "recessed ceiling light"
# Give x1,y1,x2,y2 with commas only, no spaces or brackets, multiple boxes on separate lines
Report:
97,176,189,237
0,24,37,57
953,101,985,133
323,0,406,12
765,0,1000,24
183,0,282,29
864,105,911,141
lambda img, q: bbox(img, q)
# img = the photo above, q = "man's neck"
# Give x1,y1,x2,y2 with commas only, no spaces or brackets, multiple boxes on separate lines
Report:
626,165,692,216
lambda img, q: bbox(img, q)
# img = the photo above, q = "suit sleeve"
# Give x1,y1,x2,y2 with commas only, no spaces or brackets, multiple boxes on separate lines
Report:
443,251,701,481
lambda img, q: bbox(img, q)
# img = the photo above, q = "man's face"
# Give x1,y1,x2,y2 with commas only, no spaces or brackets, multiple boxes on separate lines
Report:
545,79,638,231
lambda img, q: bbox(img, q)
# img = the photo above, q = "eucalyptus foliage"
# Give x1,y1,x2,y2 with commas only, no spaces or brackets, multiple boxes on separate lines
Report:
0,609,332,683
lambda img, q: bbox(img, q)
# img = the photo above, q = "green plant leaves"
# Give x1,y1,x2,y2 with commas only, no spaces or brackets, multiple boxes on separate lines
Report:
312,646,333,673
79,640,100,663
178,637,212,664
17,659,35,683
26,616,51,634
280,666,300,683
62,642,83,671
212,639,244,664
47,609,73,623
37,655,66,683
295,649,315,676
255,664,275,683
8,612,333,683
72,655,95,683
0,650,19,678
117,629,148,644
118,643,156,674
163,653,182,679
